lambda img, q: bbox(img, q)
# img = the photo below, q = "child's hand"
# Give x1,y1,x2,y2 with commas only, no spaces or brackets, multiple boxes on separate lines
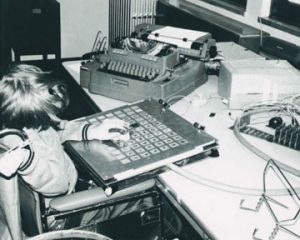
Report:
0,148,28,177
88,118,130,142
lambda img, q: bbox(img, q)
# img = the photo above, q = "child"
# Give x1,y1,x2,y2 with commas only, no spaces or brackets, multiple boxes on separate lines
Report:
0,64,150,231
0,64,130,195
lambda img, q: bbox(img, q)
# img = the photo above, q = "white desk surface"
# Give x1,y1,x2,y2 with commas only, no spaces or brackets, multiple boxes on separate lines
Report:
63,60,300,240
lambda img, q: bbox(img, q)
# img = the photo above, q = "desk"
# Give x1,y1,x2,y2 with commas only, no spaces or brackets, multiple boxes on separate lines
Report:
63,61,300,240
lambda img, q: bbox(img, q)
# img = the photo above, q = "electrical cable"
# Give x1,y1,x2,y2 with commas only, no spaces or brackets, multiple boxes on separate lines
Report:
165,95,187,105
233,107,300,178
165,95,192,116
166,98,300,196
167,163,300,196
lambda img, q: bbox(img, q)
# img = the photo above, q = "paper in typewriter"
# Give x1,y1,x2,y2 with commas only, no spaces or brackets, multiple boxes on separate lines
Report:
148,26,209,48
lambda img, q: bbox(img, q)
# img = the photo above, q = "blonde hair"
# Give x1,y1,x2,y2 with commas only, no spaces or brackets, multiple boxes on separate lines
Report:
0,64,70,130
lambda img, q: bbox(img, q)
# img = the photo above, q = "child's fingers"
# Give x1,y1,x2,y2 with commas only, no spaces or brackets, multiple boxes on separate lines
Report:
109,128,128,135
117,132,130,142
110,132,130,142
110,132,129,140
103,118,130,129
108,132,123,141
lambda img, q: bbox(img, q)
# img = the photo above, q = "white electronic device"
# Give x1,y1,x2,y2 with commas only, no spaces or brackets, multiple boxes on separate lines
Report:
218,59,300,109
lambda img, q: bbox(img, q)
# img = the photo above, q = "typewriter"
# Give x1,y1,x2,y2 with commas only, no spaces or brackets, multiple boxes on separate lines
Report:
80,24,217,102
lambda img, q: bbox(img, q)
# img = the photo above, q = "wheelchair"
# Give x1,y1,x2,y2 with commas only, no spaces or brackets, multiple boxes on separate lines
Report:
0,129,162,240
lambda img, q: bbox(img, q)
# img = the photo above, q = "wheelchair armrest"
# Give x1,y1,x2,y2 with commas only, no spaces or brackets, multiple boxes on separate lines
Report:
49,179,155,212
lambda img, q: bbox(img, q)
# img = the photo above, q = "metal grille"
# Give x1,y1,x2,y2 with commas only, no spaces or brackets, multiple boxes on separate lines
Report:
109,0,157,45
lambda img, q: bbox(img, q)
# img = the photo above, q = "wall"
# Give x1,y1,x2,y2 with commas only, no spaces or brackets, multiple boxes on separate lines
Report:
58,0,109,58
185,0,300,47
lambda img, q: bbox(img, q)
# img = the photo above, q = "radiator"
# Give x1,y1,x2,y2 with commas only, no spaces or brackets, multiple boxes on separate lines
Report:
109,0,157,45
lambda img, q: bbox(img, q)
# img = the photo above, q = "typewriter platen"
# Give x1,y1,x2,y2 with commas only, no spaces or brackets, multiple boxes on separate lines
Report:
80,24,217,102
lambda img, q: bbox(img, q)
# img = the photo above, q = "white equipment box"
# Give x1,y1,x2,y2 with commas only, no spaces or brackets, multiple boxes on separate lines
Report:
218,59,300,109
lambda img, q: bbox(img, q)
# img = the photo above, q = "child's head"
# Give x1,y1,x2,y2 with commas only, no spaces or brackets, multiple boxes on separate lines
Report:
0,64,70,130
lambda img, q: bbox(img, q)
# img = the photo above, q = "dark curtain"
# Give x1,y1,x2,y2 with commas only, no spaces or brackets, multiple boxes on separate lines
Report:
0,0,14,77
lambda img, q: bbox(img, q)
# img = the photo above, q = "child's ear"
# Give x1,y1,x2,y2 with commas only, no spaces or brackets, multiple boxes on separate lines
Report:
48,88,56,96
48,84,70,111
48,84,68,100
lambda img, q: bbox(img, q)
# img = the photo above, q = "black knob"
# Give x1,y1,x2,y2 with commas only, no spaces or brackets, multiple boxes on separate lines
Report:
194,122,205,130
268,117,283,129
209,149,219,157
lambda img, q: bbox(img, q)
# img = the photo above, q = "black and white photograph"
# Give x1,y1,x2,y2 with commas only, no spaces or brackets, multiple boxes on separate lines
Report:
0,0,300,239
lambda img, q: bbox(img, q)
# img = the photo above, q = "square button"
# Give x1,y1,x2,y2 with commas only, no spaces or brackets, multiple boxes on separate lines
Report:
169,142,179,148
139,120,148,125
135,117,144,122
144,133,154,139
153,131,162,136
121,159,131,164
135,136,145,142
131,133,140,138
123,108,131,112
149,137,159,143
97,116,105,121
131,106,139,110
139,112,148,117
154,141,164,147
162,128,172,133
125,151,136,157
144,144,155,150
135,108,143,112
135,147,145,153
122,116,131,122
140,130,149,135
128,119,136,125
140,152,151,158
159,135,168,140
157,124,167,130
143,115,151,119
140,140,150,146
164,138,174,144
147,118,156,123
87,119,97,124
126,111,135,115
167,131,177,137
130,155,141,161
144,123,153,129
105,113,114,118
135,126,145,132
131,114,140,118
179,139,189,145
130,143,140,149
173,135,183,141
159,145,170,151
150,149,160,154
148,127,158,132
118,113,127,118
152,120,161,125
115,110,123,115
